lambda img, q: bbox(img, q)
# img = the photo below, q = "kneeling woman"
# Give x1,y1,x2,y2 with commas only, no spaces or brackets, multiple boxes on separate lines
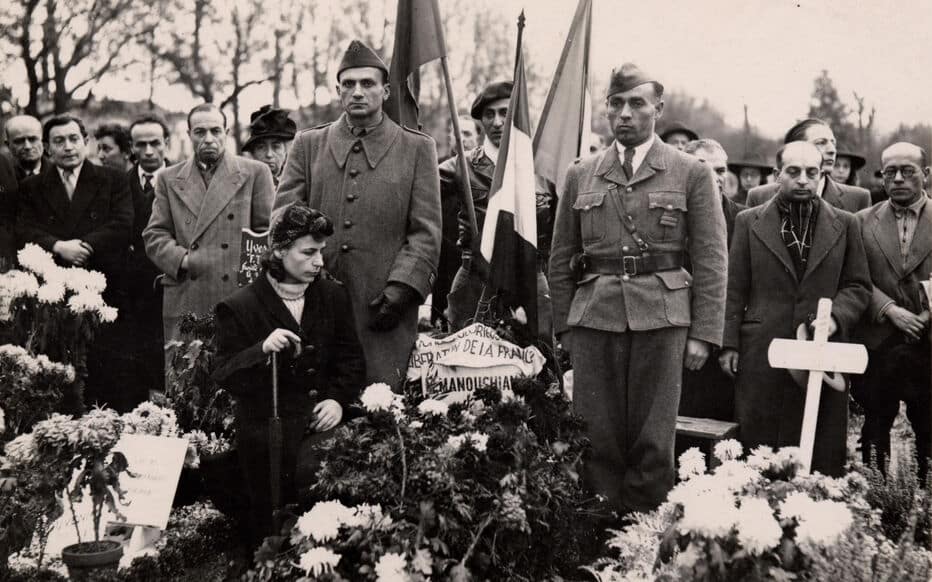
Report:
213,203,365,544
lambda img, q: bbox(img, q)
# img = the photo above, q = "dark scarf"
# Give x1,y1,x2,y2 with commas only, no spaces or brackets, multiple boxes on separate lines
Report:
776,196,819,279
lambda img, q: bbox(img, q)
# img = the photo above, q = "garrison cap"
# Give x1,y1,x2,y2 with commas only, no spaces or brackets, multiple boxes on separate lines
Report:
659,121,698,143
470,81,513,120
607,62,662,97
337,40,389,81
242,105,297,153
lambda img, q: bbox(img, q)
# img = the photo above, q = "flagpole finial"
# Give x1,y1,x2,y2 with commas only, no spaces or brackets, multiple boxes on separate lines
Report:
518,10,526,30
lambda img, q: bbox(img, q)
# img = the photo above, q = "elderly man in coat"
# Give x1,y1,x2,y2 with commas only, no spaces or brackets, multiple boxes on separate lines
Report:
144,103,275,343
746,118,871,214
550,63,728,514
854,142,931,482
720,141,871,477
274,40,441,389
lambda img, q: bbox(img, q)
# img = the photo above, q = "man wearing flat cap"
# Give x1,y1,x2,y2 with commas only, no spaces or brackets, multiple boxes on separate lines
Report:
659,121,698,152
242,105,297,187
440,81,553,334
274,40,441,389
550,63,728,514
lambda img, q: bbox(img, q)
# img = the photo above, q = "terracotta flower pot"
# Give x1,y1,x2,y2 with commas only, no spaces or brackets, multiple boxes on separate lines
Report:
61,540,123,581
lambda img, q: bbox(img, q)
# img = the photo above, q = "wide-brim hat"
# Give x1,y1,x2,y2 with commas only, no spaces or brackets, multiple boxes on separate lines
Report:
470,81,513,120
242,105,297,153
659,121,698,143
836,149,866,171
728,151,773,176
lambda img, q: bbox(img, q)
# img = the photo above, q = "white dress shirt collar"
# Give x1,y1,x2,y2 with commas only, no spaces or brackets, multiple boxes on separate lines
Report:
58,161,84,186
138,163,165,188
481,139,500,165
615,134,655,176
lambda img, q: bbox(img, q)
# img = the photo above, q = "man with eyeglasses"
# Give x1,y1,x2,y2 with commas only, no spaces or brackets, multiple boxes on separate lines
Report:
16,114,134,411
747,118,871,213
854,142,931,483
274,40,441,389
719,141,870,477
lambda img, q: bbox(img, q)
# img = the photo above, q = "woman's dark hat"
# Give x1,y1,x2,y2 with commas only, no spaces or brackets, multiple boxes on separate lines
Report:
836,148,866,171
659,121,698,143
242,105,297,153
728,151,774,176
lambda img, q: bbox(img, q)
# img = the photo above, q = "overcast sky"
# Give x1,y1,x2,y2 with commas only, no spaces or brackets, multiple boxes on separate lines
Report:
7,0,930,139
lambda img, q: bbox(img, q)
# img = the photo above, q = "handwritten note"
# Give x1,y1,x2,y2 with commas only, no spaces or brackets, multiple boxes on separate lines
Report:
239,228,270,286
112,435,188,529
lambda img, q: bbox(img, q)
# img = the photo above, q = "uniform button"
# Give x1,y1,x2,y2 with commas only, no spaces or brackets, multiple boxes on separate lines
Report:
340,244,350,252
191,242,199,250
190,274,198,281
626,187,633,193
352,144,362,153
221,243,229,249
185,218,192,225
349,169,359,177
666,204,674,210
344,219,353,228
227,213,235,220
584,205,591,210
622,246,630,252
346,194,357,201
622,275,630,281
221,274,229,282
684,281,690,287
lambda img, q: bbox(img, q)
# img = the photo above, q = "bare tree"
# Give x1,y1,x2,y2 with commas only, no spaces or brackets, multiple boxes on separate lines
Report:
1,0,155,116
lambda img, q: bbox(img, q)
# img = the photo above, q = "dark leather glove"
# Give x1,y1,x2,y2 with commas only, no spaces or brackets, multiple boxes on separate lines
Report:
368,283,419,332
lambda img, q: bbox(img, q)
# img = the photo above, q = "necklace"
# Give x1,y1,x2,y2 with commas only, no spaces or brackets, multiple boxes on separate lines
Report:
269,277,307,301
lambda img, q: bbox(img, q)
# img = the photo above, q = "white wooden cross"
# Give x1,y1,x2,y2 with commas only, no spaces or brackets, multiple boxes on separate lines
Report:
767,298,869,474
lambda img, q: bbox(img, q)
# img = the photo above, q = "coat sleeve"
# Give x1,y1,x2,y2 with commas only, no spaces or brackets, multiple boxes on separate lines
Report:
143,172,187,279
723,211,752,350
386,135,441,300
322,284,366,406
250,163,275,232
685,162,728,346
82,170,133,253
211,300,268,396
15,179,59,251
272,132,310,226
548,163,583,337
856,209,895,321
831,214,872,338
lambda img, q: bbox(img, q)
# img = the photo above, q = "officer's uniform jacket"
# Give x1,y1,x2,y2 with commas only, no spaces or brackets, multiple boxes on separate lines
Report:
550,137,728,345
273,113,441,386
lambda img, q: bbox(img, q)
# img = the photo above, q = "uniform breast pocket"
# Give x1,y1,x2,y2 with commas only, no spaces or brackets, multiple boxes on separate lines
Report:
572,191,607,244
646,191,688,243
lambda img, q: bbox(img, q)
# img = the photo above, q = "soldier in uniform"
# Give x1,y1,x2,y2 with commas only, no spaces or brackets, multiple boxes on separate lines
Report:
274,40,441,389
550,63,728,514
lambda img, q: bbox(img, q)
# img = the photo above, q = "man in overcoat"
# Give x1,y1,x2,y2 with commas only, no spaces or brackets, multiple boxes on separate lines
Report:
720,141,871,477
549,63,728,514
747,118,871,213
16,114,133,411
273,40,441,388
144,103,275,343
854,142,931,482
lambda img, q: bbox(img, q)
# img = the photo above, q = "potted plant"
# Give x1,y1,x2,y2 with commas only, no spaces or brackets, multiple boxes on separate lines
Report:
57,407,134,580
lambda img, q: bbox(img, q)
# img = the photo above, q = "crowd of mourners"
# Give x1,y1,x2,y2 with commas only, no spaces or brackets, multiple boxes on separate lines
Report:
0,40,928,543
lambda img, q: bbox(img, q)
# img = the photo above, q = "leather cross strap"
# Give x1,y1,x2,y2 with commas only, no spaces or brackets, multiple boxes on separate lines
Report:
583,251,685,276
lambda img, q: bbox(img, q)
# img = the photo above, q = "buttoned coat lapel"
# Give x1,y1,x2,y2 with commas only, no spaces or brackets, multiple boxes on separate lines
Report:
752,199,796,279
192,153,244,242
173,158,206,217
801,200,843,284
327,114,401,170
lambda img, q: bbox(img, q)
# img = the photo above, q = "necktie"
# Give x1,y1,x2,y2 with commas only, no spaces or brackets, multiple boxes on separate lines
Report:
623,147,635,180
63,169,76,200
143,174,154,195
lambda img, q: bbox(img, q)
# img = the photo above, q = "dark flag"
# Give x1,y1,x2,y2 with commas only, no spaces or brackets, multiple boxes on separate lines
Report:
478,23,538,336
384,0,446,128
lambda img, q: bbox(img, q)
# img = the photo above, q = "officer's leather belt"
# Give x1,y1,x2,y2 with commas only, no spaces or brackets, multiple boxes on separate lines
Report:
582,252,684,277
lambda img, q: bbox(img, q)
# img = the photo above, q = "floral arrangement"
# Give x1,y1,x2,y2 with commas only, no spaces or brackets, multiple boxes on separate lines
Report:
1,244,118,415
586,441,932,581
0,345,75,440
248,378,603,581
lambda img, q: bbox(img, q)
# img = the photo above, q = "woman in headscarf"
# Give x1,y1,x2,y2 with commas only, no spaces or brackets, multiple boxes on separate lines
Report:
212,202,365,545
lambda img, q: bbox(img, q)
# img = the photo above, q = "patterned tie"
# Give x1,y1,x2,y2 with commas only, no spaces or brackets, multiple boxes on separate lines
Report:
623,147,635,181
143,174,154,196
63,169,76,200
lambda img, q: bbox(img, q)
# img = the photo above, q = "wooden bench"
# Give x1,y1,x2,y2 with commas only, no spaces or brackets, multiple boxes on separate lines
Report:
675,416,739,468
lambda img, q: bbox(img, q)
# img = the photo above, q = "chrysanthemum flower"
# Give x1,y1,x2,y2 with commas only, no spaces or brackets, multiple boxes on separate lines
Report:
297,546,340,576
360,383,396,412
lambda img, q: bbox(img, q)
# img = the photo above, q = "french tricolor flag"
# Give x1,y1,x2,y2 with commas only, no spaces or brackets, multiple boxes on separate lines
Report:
478,32,539,336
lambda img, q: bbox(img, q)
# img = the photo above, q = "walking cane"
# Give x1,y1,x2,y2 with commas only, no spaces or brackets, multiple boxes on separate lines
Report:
269,352,283,533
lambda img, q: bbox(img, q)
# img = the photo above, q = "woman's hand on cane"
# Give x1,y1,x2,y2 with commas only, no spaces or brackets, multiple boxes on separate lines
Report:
262,328,302,354
311,399,343,432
